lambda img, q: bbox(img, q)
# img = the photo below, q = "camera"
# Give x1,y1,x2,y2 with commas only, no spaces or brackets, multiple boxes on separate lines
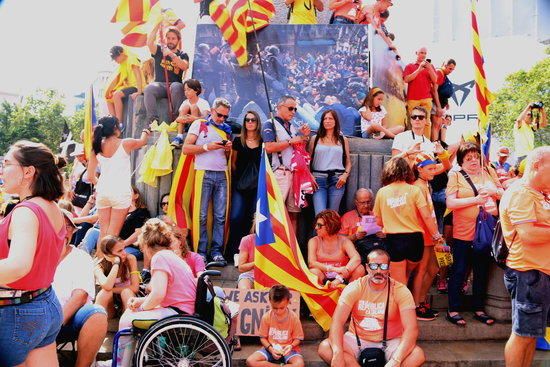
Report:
530,101,544,109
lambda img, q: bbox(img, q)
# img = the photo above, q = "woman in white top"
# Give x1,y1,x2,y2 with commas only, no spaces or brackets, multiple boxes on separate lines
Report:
359,87,404,139
88,116,150,254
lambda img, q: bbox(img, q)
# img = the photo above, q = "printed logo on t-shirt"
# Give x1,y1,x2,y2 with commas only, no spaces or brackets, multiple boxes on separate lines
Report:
359,317,382,331
269,327,289,342
386,193,408,209
542,200,550,210
358,300,385,314
160,59,180,75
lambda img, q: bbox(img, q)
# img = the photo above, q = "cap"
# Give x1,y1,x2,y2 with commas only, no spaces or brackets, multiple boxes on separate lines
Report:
61,209,77,229
414,152,437,168
498,147,510,157
70,144,85,157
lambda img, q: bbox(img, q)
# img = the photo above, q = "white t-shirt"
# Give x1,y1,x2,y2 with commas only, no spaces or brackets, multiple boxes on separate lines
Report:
188,119,229,171
392,130,435,154
178,97,210,116
52,246,96,307
359,105,387,134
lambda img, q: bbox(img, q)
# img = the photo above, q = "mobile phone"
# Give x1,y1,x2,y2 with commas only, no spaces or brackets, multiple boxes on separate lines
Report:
221,140,228,146
426,58,432,63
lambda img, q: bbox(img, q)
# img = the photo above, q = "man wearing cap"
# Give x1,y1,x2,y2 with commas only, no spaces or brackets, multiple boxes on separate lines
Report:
493,146,512,183
53,210,108,367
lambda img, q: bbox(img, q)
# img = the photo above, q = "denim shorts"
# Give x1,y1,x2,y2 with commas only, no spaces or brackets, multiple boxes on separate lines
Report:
504,268,550,338
257,347,302,363
0,287,63,366
57,304,107,343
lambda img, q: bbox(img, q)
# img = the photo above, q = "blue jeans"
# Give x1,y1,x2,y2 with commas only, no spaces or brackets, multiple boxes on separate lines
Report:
56,304,107,343
124,245,143,261
198,171,228,258
79,226,100,255
312,173,345,215
431,189,446,233
448,238,491,312
226,189,256,257
332,16,355,24
0,287,63,366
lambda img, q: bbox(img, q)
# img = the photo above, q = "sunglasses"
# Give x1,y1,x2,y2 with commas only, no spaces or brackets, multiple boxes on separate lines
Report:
214,110,229,120
411,115,426,120
284,106,297,112
244,117,258,123
161,202,169,206
315,223,326,228
368,263,389,271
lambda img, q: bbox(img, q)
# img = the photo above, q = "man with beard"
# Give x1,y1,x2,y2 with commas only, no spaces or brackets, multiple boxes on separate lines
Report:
144,19,189,123
318,249,424,367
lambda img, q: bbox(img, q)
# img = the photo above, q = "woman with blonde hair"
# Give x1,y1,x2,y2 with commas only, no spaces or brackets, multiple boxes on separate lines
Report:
359,87,404,139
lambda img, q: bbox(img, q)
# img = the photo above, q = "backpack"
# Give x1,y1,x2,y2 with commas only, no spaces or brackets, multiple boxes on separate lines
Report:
491,219,516,269
438,74,454,99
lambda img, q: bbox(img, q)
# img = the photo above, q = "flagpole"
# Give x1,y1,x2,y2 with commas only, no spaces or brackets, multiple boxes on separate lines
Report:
245,0,275,121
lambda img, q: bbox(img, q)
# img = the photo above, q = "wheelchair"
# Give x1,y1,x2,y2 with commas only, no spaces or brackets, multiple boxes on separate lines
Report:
111,263,237,367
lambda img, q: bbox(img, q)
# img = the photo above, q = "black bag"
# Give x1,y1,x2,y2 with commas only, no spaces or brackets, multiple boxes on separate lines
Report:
72,168,93,208
236,161,259,192
355,282,391,367
491,219,517,269
458,170,497,254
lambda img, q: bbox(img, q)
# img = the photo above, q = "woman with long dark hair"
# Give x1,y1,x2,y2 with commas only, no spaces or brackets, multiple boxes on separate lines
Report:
87,116,150,255
359,88,404,139
0,141,66,366
227,110,262,258
308,109,351,215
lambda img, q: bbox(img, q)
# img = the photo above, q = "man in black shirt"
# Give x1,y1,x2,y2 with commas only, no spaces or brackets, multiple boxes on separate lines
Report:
144,19,189,123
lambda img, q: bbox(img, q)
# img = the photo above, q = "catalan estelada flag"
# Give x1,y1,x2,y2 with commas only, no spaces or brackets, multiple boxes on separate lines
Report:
83,85,97,160
254,148,342,331
471,0,494,132
209,0,275,66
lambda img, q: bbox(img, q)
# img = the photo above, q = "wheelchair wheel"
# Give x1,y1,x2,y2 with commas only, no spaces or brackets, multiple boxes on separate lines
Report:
134,315,232,367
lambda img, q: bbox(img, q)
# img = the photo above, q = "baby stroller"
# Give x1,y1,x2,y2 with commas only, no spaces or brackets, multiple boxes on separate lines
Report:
111,262,238,366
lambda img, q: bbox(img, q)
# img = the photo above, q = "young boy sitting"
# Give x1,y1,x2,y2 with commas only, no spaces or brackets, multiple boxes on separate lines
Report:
246,285,305,367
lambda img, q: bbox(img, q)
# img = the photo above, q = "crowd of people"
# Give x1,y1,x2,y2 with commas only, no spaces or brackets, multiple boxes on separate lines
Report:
0,3,548,367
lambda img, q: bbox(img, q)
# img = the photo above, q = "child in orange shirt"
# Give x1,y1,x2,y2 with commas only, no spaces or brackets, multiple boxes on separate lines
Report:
246,285,305,367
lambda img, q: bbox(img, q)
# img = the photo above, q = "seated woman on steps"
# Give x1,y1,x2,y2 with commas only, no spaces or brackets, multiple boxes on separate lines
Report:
94,235,139,318
307,210,364,288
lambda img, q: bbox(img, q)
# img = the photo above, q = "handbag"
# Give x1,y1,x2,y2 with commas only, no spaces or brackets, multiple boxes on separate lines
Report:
236,161,259,192
354,282,391,367
459,170,497,254
491,219,517,269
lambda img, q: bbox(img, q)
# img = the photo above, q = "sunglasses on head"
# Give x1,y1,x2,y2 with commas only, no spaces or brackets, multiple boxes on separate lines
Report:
244,117,258,123
411,115,426,120
368,263,389,271
214,110,229,120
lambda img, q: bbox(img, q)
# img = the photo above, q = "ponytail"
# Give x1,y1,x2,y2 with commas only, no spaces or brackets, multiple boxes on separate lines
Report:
92,116,120,154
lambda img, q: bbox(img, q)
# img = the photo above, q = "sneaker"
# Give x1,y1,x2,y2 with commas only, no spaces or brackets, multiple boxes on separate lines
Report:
423,302,439,317
140,269,151,284
171,136,184,148
211,254,227,267
94,360,112,367
416,305,436,321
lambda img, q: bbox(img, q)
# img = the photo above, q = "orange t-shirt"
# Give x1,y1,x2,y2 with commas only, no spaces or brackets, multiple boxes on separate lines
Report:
413,178,436,246
340,209,362,236
500,182,550,275
373,182,427,234
258,308,304,351
339,277,416,342
445,170,500,241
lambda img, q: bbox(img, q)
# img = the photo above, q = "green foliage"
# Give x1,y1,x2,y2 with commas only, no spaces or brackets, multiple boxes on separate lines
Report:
0,89,81,155
489,53,550,149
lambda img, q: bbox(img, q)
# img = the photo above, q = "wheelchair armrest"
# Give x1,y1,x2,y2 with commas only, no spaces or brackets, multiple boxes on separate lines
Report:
205,261,226,269
200,270,221,279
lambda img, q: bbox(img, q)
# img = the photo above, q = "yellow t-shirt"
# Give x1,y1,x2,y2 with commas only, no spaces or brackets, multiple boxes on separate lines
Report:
500,182,550,275
513,122,534,158
413,178,436,246
288,0,318,24
339,278,415,342
113,51,142,91
373,182,427,234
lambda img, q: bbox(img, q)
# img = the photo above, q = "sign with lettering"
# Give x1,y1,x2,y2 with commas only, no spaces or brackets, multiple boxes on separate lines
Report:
223,288,301,337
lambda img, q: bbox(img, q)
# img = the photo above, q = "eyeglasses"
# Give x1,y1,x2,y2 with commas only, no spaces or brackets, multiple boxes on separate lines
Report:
283,105,297,112
356,200,371,205
244,117,258,123
315,223,326,228
410,115,426,121
214,110,229,120
161,202,169,206
368,263,389,271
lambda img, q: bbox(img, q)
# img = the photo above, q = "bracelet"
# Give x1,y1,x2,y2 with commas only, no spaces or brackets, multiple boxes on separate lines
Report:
203,143,209,152
335,275,345,283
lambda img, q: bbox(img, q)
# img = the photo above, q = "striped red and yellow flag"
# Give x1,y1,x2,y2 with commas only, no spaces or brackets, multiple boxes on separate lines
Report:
254,148,341,331
209,0,275,66
471,0,494,131
111,0,160,23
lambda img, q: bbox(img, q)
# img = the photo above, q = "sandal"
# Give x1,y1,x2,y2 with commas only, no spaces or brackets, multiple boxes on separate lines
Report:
446,312,466,326
473,312,495,325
